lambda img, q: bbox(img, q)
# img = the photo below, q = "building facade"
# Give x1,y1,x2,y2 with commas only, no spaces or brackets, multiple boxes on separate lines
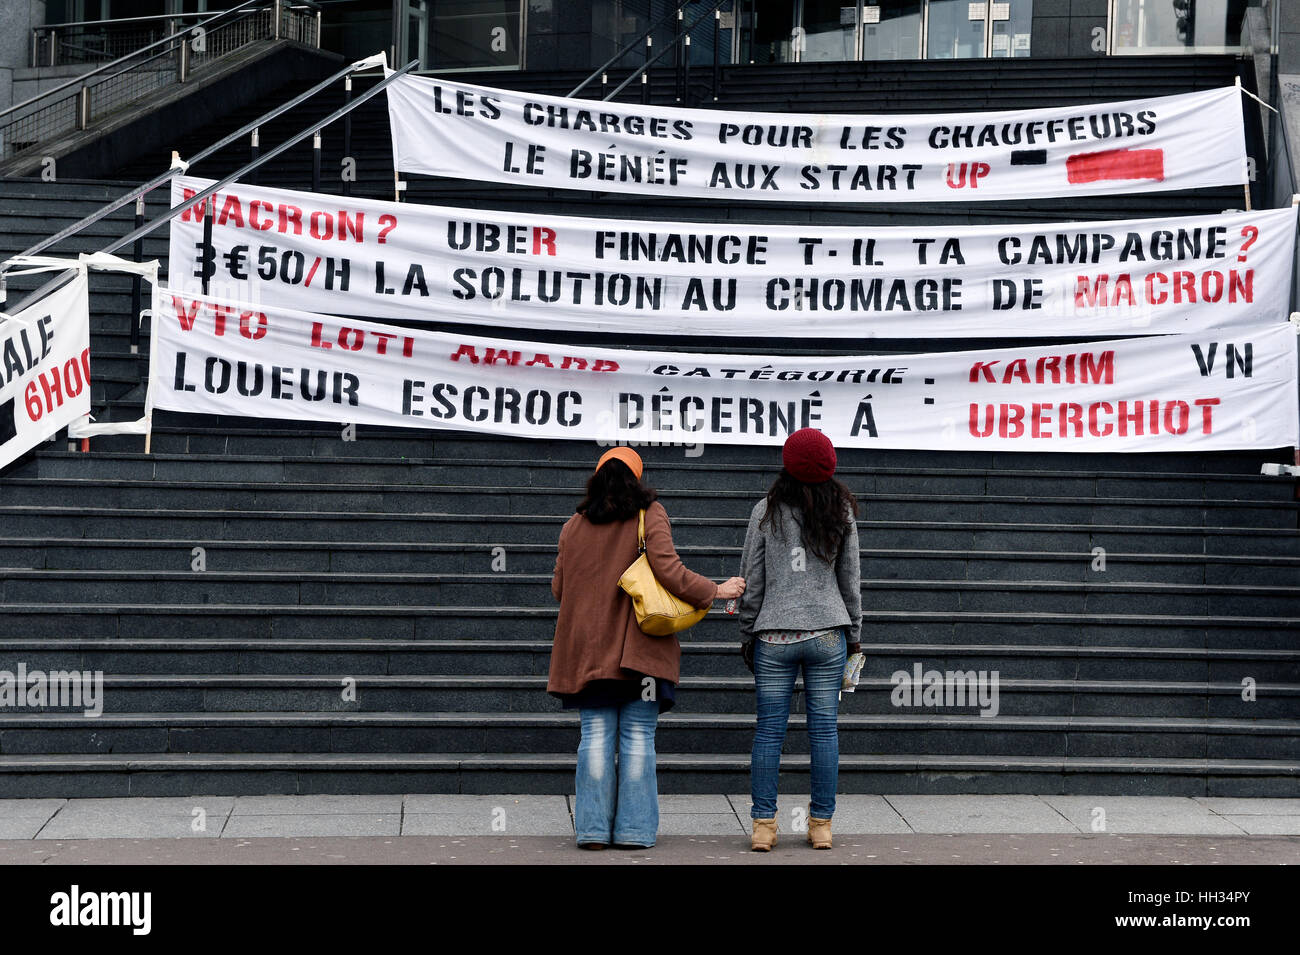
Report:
29,1,1255,72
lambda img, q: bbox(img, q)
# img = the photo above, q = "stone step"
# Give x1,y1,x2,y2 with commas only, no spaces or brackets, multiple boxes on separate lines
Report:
12,450,1293,500
2,602,1295,648
61,419,1285,471
0,752,1293,798
2,712,1296,761
3,506,1294,554
2,638,1296,680
4,537,1298,583
4,478,1294,527
0,673,1292,718
2,570,1299,616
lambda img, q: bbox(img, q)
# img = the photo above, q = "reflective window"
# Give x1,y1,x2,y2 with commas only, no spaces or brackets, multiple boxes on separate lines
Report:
740,0,797,64
802,0,859,61
425,0,522,70
926,0,985,59
990,1,1032,58
861,3,923,61
1113,0,1249,54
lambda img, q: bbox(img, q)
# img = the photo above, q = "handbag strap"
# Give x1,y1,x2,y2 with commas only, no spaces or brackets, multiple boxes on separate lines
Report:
637,509,646,554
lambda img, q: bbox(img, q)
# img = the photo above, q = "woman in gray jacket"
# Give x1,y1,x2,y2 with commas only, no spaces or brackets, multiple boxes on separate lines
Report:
737,428,862,852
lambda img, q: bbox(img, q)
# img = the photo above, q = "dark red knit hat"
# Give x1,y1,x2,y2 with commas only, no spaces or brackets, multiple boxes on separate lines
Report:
782,428,837,483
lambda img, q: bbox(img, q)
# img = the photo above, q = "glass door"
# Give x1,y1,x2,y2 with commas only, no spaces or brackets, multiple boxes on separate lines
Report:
738,0,798,64
925,0,1031,58
860,2,924,60
801,0,858,62
925,0,985,58
400,0,522,72
989,0,1032,57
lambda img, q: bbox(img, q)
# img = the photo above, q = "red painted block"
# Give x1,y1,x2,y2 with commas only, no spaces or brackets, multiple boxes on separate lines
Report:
1066,148,1165,184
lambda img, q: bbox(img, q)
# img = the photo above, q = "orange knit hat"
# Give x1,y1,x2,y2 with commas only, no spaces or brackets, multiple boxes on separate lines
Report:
595,446,644,480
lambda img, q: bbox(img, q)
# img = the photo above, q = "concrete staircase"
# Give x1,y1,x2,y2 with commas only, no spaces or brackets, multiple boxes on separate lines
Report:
0,54,1296,797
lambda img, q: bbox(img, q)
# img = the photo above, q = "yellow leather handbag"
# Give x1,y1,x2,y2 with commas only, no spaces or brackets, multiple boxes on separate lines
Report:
618,509,710,636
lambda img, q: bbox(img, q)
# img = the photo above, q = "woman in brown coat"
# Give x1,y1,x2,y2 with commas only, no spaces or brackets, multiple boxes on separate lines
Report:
549,446,745,849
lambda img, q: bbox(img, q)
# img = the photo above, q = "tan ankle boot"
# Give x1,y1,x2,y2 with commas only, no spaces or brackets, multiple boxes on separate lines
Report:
807,816,832,849
751,818,778,852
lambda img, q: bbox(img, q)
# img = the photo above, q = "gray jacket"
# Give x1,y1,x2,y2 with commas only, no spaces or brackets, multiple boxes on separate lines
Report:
736,498,862,643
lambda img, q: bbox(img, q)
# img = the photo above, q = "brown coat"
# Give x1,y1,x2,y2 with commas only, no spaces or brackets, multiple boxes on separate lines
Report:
548,500,717,697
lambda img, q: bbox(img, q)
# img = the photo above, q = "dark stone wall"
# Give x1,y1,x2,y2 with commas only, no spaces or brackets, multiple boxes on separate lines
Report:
1031,0,1109,58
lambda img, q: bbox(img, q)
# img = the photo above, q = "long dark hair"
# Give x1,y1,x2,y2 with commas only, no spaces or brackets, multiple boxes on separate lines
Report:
760,469,859,563
577,457,658,524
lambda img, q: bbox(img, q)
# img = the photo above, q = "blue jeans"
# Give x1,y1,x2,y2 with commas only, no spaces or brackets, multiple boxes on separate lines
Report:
575,698,660,846
750,629,846,821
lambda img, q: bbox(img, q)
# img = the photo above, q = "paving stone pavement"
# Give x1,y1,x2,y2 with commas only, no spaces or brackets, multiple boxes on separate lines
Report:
1,794,1298,840
1,833,1298,865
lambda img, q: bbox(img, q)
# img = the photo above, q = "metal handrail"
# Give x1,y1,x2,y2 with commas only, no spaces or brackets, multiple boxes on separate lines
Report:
602,0,728,102
567,3,690,97
5,57,380,272
3,0,263,121
1,60,417,318
35,2,320,32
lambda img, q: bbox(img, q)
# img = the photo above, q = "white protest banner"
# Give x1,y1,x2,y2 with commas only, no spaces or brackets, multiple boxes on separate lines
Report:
0,271,92,470
168,175,1294,338
384,74,1249,202
148,288,1298,452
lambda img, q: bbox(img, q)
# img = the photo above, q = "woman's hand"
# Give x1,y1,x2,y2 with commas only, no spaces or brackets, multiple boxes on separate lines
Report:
714,577,746,600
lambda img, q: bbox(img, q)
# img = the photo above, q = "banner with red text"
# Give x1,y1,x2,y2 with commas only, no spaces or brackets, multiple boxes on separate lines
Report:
168,176,1293,338
384,75,1249,202
148,288,1299,451
0,272,91,470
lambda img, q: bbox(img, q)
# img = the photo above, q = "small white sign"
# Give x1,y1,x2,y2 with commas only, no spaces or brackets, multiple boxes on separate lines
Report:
969,2,987,20
840,6,857,25
862,5,881,24
992,33,1010,50
991,2,1010,19
1013,32,1031,49
719,11,734,29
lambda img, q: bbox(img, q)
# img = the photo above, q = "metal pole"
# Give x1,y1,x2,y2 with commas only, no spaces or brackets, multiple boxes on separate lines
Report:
642,35,652,104
179,35,189,82
273,0,282,40
77,86,90,129
682,35,691,105
48,29,56,67
312,131,322,192
249,127,260,184
130,195,144,354
1237,76,1253,210
674,7,684,104
342,75,353,197
713,8,721,101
